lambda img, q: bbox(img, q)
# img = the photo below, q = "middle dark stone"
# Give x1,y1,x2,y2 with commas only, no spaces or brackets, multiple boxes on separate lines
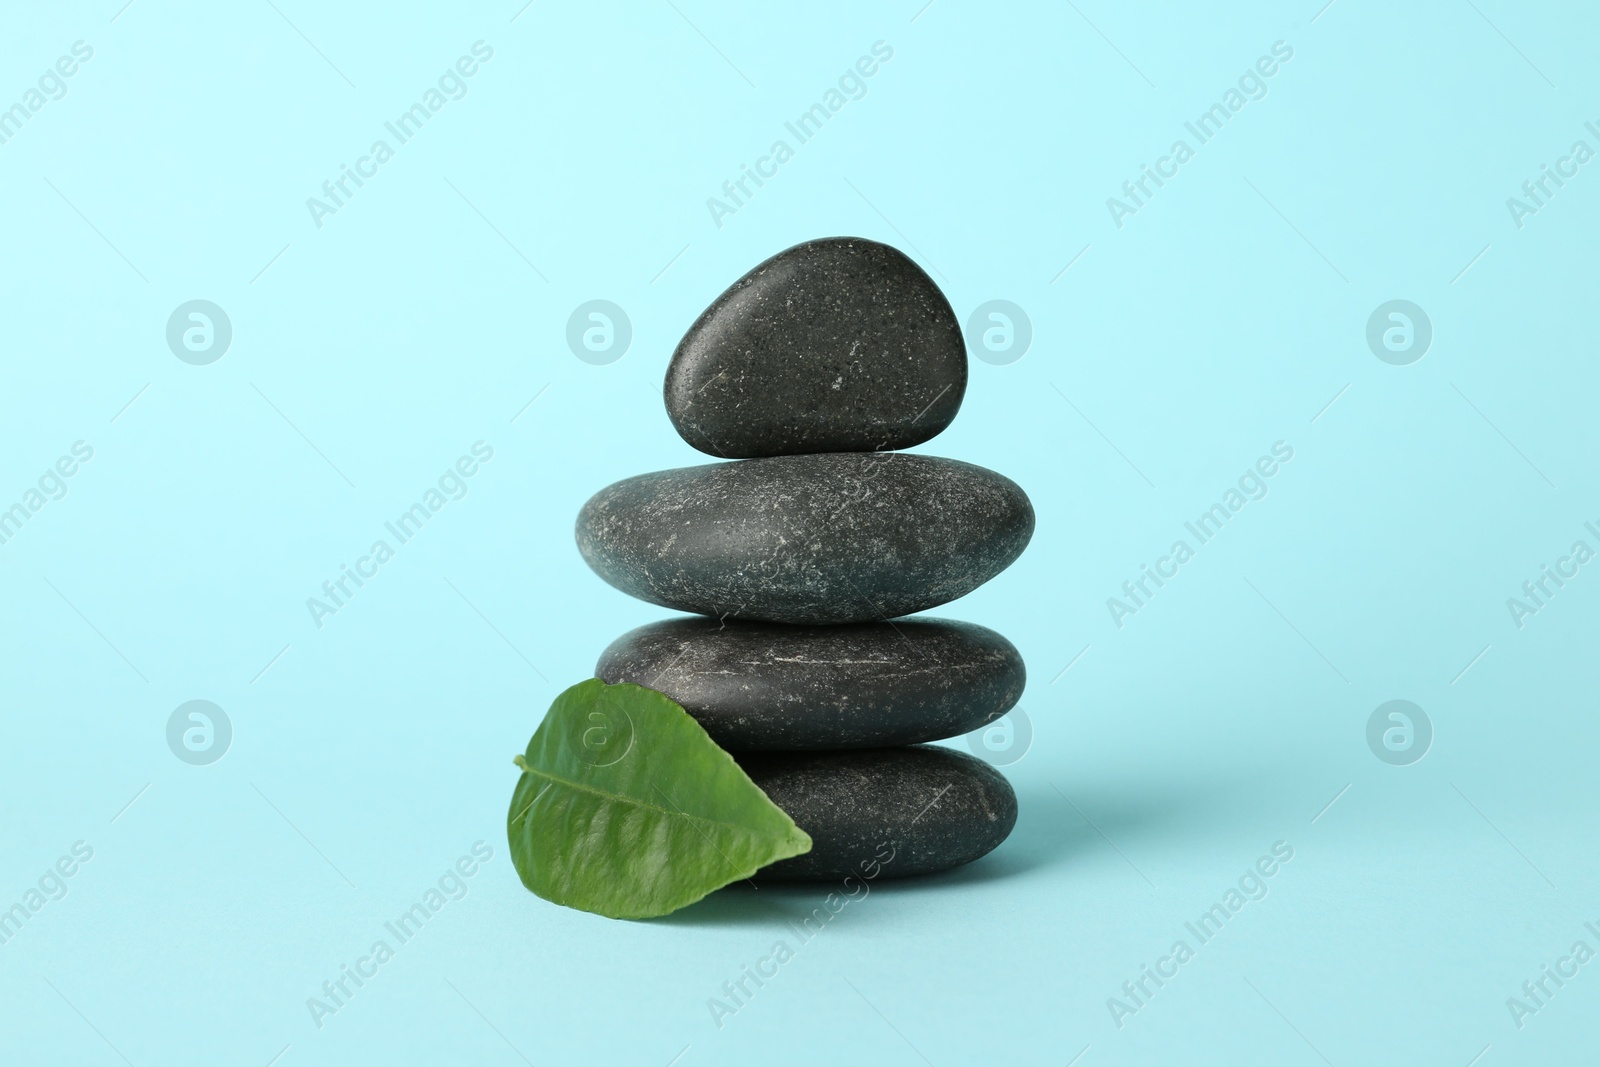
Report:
574,452,1034,624
596,616,1024,750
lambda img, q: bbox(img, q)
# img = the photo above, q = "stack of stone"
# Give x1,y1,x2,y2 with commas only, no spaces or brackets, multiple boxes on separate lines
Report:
575,237,1034,880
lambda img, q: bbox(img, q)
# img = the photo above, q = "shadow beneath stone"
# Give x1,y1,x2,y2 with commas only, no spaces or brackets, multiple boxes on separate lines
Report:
649,881,841,928
889,772,1259,892
654,771,1257,923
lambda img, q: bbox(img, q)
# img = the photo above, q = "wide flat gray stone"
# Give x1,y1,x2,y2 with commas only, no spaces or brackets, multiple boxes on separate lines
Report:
575,452,1033,625
596,616,1025,750
736,746,1017,880
664,236,966,458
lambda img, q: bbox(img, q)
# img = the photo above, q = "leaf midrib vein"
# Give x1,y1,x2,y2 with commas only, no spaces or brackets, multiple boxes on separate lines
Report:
521,767,789,840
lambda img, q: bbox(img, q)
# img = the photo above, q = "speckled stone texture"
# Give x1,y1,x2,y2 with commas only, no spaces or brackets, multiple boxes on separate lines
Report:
663,236,966,458
575,453,1034,625
736,746,1018,880
596,616,1025,750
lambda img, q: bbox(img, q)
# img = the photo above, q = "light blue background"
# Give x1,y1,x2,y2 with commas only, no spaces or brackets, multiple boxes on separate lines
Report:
2,1,1596,1064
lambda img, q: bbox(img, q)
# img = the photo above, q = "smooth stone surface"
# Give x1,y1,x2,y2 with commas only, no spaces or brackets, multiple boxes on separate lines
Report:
664,236,966,458
596,616,1025,750
737,746,1017,880
575,453,1034,625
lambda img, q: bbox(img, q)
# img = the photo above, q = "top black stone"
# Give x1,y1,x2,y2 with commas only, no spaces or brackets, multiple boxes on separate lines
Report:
664,236,967,458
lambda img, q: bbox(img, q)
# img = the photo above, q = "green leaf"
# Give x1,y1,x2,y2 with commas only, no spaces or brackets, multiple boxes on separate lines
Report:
506,678,812,919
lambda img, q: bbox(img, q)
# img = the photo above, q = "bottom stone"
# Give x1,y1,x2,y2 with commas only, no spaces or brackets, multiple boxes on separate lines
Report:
737,746,1017,881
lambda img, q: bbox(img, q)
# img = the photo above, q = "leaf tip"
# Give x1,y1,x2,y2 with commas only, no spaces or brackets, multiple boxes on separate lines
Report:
512,754,529,772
